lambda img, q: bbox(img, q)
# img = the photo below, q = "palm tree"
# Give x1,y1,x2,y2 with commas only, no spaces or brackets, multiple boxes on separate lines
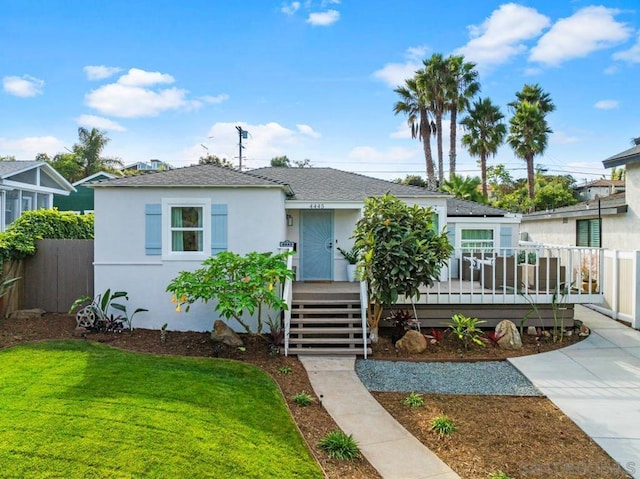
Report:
446,55,480,179
507,101,552,202
509,83,555,114
461,98,506,198
74,127,123,177
440,174,484,203
394,77,437,189
422,54,448,184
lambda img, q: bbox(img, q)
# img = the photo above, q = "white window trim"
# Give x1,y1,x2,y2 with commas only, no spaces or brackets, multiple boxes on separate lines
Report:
458,226,498,253
162,198,210,261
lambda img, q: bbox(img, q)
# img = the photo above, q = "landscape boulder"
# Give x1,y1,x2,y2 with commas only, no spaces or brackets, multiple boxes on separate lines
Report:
211,320,244,347
395,330,427,354
495,320,522,350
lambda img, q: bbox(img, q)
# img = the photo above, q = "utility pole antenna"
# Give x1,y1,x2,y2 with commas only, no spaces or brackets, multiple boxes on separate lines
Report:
235,126,248,171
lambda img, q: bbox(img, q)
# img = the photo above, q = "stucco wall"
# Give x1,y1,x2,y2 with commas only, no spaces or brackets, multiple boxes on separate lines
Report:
94,187,286,332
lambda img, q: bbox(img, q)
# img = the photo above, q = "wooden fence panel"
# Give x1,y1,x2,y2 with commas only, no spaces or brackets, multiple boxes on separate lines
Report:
22,239,94,313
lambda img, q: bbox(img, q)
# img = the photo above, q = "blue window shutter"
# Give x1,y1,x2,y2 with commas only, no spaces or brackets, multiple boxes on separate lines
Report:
446,224,455,247
145,204,162,255
211,204,228,255
500,226,513,255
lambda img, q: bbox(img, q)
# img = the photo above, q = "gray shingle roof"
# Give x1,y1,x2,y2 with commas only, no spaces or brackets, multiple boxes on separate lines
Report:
0,160,41,177
247,167,443,201
91,164,286,188
522,192,626,221
603,138,640,168
446,197,512,217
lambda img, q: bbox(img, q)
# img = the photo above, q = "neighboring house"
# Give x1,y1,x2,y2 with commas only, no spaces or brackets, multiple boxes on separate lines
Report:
0,161,75,231
575,178,625,201
520,193,627,249
54,171,117,214
92,165,521,332
121,159,172,173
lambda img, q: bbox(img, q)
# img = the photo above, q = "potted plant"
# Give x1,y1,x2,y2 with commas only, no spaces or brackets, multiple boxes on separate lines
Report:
579,255,598,293
337,247,359,282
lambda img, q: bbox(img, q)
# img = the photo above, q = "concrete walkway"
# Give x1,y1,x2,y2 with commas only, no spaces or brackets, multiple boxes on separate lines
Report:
299,356,460,479
510,305,640,479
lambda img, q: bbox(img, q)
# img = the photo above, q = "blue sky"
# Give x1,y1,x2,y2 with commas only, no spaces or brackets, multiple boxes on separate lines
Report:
1,1,638,184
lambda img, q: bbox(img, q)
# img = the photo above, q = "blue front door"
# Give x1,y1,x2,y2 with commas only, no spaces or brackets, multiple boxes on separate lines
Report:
301,210,334,281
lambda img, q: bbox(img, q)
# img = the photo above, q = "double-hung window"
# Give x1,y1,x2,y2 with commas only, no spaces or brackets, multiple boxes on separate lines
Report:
461,229,494,253
170,206,203,252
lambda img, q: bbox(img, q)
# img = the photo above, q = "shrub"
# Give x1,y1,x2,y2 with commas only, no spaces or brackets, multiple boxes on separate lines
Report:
448,314,486,351
278,366,292,375
488,471,512,479
429,415,457,437
318,430,360,460
0,209,94,261
292,392,314,407
403,392,424,408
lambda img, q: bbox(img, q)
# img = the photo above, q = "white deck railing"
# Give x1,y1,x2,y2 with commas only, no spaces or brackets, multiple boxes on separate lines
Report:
401,244,604,306
281,248,294,356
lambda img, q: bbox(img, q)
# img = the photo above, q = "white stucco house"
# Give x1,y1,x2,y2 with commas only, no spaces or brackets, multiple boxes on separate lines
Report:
0,161,75,231
92,165,521,332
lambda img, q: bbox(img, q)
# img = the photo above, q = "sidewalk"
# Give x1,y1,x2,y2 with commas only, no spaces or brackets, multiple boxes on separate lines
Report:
510,305,640,479
299,356,460,479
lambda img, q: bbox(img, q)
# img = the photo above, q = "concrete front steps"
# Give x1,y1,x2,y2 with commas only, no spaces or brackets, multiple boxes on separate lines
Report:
287,289,371,356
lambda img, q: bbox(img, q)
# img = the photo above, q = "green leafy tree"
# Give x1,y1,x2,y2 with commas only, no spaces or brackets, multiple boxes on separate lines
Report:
293,158,312,168
44,153,83,182
487,164,516,200
493,172,578,213
393,175,426,187
461,98,506,198
270,156,291,167
353,193,452,342
199,153,235,168
394,77,436,189
166,251,294,334
440,174,484,203
446,55,480,179
0,156,16,161
508,84,555,202
611,166,625,181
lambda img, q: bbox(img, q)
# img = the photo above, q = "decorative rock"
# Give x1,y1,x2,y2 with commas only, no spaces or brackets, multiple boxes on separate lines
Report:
495,320,522,350
565,329,573,337
211,320,244,347
395,330,427,354
8,308,46,320
542,330,551,338
73,326,88,337
578,325,590,337
527,326,538,336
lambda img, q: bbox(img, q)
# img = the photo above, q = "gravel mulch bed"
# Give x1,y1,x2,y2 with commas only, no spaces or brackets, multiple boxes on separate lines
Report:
356,359,542,395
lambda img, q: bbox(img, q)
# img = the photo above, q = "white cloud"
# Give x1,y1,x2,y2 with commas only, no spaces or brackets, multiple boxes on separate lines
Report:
594,100,619,110
117,68,174,87
372,45,428,88
296,124,321,138
604,65,618,74
321,0,340,6
199,94,230,104
83,65,121,81
76,114,126,132
347,146,419,165
456,3,550,69
614,33,640,63
84,68,221,118
86,83,189,118
0,136,65,158
188,121,321,168
551,131,580,145
281,1,300,15
530,6,632,66
2,75,45,97
523,67,542,76
307,9,340,26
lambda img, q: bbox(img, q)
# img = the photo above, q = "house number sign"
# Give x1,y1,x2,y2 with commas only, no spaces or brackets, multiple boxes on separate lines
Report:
309,203,325,209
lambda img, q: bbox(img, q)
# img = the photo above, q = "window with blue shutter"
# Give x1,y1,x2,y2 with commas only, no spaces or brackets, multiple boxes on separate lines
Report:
145,204,162,255
499,226,513,255
211,204,228,255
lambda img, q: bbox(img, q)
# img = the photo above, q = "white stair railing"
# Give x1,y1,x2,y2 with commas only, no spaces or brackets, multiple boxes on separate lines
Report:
359,280,368,359
280,247,294,356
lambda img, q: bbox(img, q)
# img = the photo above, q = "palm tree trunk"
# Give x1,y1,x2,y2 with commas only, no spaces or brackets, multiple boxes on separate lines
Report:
420,109,436,189
481,152,488,199
449,107,457,180
526,154,535,202
436,113,444,185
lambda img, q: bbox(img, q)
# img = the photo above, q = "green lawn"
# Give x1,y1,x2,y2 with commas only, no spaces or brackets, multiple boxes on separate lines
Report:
0,341,323,478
